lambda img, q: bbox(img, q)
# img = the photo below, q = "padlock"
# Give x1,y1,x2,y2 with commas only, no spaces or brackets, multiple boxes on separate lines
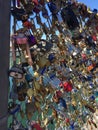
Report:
49,76,61,89
61,6,79,30
30,120,43,130
12,33,28,45
86,35,96,49
32,0,39,6
20,109,25,119
23,1,35,14
11,7,27,21
20,51,29,67
36,14,42,25
39,66,47,75
52,94,59,103
50,34,59,43
87,64,95,72
33,4,42,13
25,72,33,83
55,21,64,33
27,88,33,100
33,28,43,40
34,98,42,112
55,90,63,98
47,2,58,15
21,14,29,22
42,23,50,35
37,39,53,52
36,55,50,68
85,104,95,113
9,64,24,79
58,97,67,110
12,116,26,130
19,0,28,6
42,7,49,19
72,27,81,40
17,82,27,101
8,102,20,115
48,53,55,63
52,108,58,119
33,79,41,91
19,43,33,65
26,102,36,120
27,34,37,47
60,81,73,92
23,21,33,29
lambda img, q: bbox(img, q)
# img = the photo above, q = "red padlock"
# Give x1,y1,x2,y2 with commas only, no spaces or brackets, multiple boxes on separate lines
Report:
32,0,39,5
87,63,96,71
33,5,42,13
31,121,43,130
96,25,98,31
56,90,63,98
60,81,73,92
65,118,70,123
81,53,87,60
92,35,97,41
23,21,32,29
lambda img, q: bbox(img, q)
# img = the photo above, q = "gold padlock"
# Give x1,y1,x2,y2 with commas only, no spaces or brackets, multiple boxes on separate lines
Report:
36,56,50,68
27,88,33,99
33,79,41,91
34,28,43,41
52,108,58,119
71,100,77,107
34,71,39,78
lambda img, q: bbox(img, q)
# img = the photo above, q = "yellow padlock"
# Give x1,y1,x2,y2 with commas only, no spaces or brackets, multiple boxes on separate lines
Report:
27,88,33,101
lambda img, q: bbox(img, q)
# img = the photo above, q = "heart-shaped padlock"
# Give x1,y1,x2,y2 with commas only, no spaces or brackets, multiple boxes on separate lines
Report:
13,33,28,45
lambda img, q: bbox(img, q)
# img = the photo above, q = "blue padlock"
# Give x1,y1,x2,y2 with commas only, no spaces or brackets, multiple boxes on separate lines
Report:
70,121,75,130
42,7,49,18
94,91,98,97
59,98,67,109
39,66,46,75
47,2,58,14
86,75,93,81
25,73,33,82
48,53,55,62
93,9,98,13
9,103,20,115
89,95,95,101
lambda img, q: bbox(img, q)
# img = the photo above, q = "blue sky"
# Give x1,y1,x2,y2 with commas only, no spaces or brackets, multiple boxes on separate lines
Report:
78,0,98,10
